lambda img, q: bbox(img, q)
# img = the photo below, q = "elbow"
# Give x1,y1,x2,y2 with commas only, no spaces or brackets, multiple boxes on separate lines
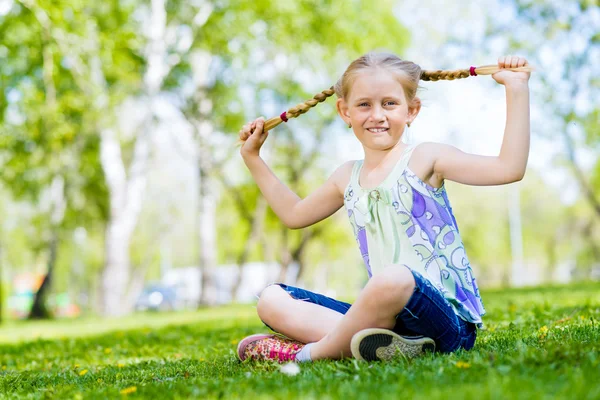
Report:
508,169,525,183
282,216,302,230
285,220,305,230
283,204,307,229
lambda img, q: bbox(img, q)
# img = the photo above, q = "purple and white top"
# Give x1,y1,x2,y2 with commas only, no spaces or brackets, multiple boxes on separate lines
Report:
343,144,486,325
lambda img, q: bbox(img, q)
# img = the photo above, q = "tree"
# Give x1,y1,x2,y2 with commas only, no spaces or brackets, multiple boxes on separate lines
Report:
0,1,111,318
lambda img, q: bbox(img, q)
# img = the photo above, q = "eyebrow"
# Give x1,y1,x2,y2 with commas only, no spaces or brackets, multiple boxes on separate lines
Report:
354,96,402,103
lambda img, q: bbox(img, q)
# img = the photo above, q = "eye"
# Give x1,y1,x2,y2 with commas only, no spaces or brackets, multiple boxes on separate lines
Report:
384,101,397,106
358,102,369,107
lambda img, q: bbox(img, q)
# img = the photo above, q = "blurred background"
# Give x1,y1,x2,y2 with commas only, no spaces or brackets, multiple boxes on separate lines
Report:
0,0,598,322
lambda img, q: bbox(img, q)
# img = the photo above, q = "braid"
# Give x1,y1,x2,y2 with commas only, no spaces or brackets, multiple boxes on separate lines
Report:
262,87,336,132
420,68,471,81
421,64,533,81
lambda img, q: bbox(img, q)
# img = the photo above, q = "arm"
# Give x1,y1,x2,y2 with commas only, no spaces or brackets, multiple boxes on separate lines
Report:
242,155,349,229
239,117,349,229
428,56,531,186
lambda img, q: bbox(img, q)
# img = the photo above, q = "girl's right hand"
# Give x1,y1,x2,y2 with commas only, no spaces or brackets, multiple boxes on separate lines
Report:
239,117,267,158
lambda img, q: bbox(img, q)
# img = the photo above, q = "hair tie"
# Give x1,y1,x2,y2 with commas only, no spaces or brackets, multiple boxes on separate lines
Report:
280,111,288,122
469,66,477,76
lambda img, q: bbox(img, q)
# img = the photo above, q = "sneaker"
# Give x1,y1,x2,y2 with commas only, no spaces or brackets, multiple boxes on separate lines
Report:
237,333,304,363
350,328,435,361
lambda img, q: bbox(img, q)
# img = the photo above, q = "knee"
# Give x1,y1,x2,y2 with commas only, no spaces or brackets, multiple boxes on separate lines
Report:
257,284,289,324
365,265,416,306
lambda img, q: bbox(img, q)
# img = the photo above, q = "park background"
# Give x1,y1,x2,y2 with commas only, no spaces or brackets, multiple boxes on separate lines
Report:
1,1,600,399
1,0,598,321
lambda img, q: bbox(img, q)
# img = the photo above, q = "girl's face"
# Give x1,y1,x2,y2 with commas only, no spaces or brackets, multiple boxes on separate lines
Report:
337,69,419,151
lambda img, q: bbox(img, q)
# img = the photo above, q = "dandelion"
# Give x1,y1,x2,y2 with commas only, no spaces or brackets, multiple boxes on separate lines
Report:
104,348,112,354
117,363,125,368
455,361,471,369
79,369,88,376
280,362,301,376
120,386,137,395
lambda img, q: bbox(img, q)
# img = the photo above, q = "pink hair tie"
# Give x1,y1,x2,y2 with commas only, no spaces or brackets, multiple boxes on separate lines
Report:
280,111,288,122
469,66,477,76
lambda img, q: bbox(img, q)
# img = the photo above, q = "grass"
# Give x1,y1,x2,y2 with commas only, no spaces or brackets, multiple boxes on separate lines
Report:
0,282,599,399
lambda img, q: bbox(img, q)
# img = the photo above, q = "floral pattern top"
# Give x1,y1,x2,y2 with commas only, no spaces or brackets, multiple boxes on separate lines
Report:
343,144,485,325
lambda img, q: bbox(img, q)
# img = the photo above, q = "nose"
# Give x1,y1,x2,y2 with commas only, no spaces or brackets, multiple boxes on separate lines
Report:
369,104,385,121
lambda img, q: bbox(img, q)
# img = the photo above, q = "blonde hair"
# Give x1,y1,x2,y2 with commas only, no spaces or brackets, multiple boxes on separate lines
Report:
253,52,533,133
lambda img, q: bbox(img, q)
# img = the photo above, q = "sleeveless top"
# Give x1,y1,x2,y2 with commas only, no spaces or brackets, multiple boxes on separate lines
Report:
343,144,486,325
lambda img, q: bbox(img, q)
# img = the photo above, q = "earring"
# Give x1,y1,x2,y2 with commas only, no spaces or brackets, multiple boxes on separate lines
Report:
407,121,411,128
348,123,352,128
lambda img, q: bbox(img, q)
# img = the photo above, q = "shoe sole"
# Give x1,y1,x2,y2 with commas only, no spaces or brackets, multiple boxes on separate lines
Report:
350,328,435,361
236,333,273,361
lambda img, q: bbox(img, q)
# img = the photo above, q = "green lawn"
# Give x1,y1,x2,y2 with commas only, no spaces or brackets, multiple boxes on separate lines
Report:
1,283,599,399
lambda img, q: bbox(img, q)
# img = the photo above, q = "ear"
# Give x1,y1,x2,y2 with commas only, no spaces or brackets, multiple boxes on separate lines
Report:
336,98,351,125
408,97,422,124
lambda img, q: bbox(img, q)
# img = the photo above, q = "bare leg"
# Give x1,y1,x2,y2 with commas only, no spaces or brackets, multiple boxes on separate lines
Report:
310,265,415,360
257,285,344,344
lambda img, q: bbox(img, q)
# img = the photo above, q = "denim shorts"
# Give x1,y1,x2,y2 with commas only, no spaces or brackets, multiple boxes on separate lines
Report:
264,268,477,353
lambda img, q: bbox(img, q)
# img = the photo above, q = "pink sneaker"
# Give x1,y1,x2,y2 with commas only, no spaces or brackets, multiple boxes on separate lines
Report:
237,333,304,362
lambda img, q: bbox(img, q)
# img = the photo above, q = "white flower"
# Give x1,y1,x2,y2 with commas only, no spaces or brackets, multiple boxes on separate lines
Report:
279,362,300,376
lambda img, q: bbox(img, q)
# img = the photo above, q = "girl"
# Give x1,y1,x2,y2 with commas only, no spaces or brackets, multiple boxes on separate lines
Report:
236,52,531,363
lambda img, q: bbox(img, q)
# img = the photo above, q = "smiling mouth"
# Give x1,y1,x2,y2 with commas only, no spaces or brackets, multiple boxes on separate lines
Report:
367,128,388,133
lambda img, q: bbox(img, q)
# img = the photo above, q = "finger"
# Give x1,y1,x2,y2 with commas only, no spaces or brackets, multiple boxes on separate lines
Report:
256,117,265,134
510,56,519,68
498,56,507,68
518,57,527,67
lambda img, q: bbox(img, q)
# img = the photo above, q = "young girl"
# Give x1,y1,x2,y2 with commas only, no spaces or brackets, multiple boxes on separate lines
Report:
236,52,531,363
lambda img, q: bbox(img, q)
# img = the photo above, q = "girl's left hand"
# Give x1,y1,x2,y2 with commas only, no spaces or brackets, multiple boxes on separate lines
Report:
492,56,530,86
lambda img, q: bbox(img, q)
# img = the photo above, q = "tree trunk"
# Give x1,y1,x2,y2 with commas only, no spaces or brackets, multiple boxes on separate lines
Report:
198,165,218,306
291,228,320,283
99,0,168,315
28,233,58,319
193,69,219,306
277,229,293,283
28,175,66,319
546,236,557,283
99,125,150,316
562,125,600,221
231,197,267,302
101,221,132,315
